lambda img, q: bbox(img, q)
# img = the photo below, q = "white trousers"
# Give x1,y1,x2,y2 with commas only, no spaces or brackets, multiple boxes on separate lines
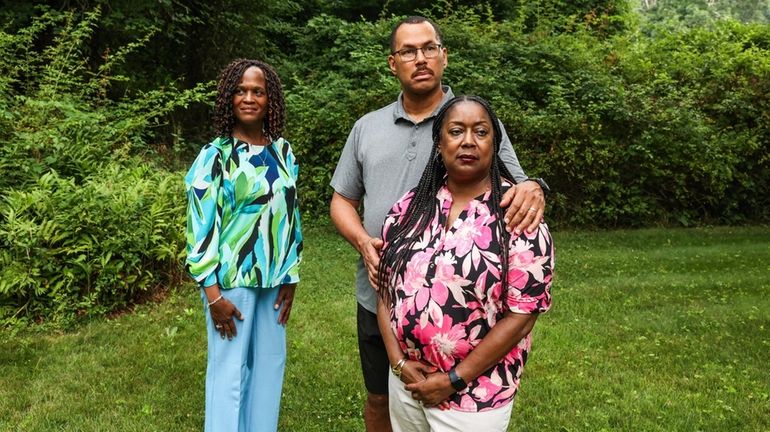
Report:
388,371,514,432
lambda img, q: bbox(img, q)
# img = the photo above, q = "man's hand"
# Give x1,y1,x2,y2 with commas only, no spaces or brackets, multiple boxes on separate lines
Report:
357,236,384,290
500,180,545,234
330,192,386,290
274,283,296,325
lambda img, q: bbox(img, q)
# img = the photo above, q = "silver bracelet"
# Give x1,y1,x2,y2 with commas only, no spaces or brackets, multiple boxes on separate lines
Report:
207,294,223,307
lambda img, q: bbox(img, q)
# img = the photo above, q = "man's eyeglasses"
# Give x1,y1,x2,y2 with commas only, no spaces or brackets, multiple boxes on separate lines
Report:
392,44,443,62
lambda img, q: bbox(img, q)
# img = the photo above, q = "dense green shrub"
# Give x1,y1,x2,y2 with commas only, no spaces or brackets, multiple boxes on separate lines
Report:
283,16,399,215
283,7,770,226
0,167,184,324
0,8,209,326
2,3,769,325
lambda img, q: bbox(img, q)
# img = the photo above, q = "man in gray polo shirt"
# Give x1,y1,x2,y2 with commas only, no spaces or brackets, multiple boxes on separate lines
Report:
330,16,547,432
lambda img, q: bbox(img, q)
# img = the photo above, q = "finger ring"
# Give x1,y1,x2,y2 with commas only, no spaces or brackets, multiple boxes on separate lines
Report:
528,207,537,213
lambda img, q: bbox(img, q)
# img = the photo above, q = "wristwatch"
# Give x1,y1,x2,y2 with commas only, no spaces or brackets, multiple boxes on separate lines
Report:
448,368,467,391
526,177,551,195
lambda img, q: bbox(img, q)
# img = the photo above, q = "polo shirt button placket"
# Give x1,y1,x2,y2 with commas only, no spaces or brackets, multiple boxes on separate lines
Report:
407,125,419,160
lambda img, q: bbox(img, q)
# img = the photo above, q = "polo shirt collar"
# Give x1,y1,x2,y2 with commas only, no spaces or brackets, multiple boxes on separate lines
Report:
393,85,455,124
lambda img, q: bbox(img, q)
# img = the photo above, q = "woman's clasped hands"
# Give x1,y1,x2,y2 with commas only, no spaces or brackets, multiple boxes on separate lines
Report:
400,360,453,410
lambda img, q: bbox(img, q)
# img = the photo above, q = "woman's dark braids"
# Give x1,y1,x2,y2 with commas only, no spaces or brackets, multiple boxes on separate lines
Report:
377,96,515,306
213,58,286,139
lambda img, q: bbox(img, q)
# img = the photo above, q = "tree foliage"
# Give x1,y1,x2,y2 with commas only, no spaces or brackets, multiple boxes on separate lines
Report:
0,7,210,326
1,1,769,325
283,5,770,226
638,0,770,26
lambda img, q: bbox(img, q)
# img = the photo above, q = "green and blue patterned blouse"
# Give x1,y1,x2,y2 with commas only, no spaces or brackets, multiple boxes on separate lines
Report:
185,136,303,289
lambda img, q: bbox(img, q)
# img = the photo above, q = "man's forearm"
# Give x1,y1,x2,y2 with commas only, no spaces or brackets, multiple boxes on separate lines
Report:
330,192,371,253
498,121,528,182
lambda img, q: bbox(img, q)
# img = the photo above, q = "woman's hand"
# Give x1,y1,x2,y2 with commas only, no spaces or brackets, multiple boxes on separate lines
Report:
399,361,450,410
209,298,243,340
405,372,455,408
275,283,296,325
400,360,437,385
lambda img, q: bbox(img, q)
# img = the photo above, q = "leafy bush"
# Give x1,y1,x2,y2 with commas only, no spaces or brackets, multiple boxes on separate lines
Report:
0,7,209,326
2,3,769,326
282,7,770,226
0,167,184,324
283,15,399,215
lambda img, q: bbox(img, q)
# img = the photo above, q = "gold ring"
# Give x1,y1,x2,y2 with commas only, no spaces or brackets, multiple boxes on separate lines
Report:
528,207,537,213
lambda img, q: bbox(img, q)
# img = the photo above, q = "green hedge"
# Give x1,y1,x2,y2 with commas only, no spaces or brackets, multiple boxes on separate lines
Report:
0,9,208,326
283,11,770,227
2,5,769,325
0,166,184,324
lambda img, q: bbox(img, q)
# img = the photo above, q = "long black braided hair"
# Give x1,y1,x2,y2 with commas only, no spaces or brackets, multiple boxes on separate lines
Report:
213,58,286,139
377,95,515,305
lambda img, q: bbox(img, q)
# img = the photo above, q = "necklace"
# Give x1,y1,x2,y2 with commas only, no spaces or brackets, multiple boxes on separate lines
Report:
256,145,269,166
236,137,270,166
256,133,272,166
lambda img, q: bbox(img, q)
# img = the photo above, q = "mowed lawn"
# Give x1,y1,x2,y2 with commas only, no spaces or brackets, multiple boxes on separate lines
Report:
1,225,768,431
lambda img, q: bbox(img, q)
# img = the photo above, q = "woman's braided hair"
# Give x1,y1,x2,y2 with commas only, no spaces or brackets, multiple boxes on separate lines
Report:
377,95,515,305
213,58,286,139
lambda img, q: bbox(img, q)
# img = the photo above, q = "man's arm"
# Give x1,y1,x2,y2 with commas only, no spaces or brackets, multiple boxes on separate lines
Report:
330,192,383,290
497,120,546,234
497,119,527,182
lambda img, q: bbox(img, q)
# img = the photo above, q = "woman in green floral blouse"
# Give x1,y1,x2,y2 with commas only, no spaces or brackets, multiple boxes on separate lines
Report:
185,59,302,432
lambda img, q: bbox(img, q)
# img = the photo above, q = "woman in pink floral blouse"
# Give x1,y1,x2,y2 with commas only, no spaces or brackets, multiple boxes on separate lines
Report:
376,95,554,431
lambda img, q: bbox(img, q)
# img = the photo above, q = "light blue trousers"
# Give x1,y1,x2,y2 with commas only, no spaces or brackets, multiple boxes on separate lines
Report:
202,287,286,432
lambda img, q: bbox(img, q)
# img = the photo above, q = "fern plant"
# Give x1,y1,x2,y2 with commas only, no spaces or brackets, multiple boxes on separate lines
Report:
0,7,209,327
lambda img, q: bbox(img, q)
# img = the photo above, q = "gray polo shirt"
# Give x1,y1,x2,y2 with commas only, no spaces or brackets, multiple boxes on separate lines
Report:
330,86,527,313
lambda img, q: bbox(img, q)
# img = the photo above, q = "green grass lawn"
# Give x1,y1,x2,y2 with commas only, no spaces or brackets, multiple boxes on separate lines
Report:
1,225,769,431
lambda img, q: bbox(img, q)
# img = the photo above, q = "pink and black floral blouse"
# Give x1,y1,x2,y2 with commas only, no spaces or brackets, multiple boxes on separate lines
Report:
381,183,554,412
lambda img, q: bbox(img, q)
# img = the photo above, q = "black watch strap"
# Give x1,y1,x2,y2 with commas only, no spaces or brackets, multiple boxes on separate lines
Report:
526,177,551,195
448,368,467,391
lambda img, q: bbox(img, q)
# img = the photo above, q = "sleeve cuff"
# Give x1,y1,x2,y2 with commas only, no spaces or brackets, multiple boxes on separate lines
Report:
199,272,218,288
282,264,300,285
